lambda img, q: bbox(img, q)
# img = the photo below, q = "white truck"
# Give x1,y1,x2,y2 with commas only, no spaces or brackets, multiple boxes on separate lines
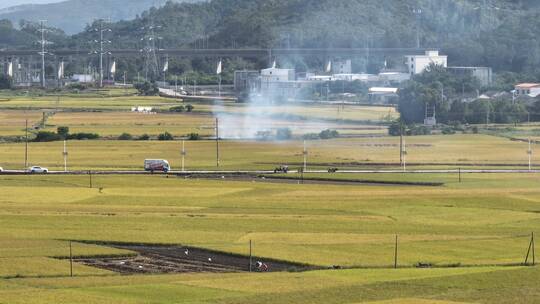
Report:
144,159,171,173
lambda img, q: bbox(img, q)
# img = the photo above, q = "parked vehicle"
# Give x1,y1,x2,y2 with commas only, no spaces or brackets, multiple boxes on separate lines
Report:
144,159,170,172
29,166,48,173
274,165,289,173
0,167,3,173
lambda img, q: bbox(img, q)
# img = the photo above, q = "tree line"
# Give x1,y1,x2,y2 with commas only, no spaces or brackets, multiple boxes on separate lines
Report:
397,64,540,127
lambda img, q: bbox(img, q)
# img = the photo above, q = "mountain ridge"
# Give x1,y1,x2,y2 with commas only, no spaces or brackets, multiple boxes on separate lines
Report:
0,0,539,76
0,0,204,34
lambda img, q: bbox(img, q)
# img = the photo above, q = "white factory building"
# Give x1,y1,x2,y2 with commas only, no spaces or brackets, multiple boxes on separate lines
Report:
405,50,448,75
261,68,295,82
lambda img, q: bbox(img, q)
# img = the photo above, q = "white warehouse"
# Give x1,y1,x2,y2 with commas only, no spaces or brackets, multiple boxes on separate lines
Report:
405,50,447,75
261,68,295,82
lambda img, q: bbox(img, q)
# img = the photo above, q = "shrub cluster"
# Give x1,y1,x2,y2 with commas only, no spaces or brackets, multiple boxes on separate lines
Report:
134,81,159,96
388,122,431,136
33,126,100,142
169,104,194,113
303,129,340,140
255,128,293,141
118,133,133,140
187,133,200,140
158,132,174,141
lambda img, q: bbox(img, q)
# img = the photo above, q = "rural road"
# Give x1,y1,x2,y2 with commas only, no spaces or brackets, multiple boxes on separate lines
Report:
1,169,539,175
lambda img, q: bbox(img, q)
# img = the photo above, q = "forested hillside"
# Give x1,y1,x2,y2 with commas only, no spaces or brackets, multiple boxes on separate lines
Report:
1,0,539,75
69,0,540,73
0,19,66,48
0,0,203,34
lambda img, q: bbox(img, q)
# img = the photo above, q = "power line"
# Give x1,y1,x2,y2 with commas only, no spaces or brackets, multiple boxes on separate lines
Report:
140,22,162,82
37,20,53,88
90,19,112,88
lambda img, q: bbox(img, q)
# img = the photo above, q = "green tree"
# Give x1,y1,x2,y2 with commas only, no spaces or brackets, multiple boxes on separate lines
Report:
466,100,493,124
187,133,200,140
529,98,540,121
0,75,12,89
57,126,69,139
169,105,185,112
398,64,479,124
118,133,133,140
134,82,159,96
158,132,174,141
34,131,61,142
276,128,292,140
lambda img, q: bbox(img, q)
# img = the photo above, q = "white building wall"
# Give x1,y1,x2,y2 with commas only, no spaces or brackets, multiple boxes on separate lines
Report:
261,68,295,82
515,84,540,96
332,59,352,74
406,51,448,75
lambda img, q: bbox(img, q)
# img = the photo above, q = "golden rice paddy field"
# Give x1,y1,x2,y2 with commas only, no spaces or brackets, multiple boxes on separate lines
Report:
0,134,537,171
0,91,539,303
0,173,538,303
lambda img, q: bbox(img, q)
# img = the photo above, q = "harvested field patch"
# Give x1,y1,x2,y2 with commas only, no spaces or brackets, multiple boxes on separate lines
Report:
77,243,315,274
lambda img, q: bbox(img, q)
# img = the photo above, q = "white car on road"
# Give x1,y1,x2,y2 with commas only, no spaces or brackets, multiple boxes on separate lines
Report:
29,166,49,174
0,167,3,173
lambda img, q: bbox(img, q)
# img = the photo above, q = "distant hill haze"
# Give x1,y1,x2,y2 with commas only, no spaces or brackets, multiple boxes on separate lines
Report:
0,1,63,10
0,0,202,34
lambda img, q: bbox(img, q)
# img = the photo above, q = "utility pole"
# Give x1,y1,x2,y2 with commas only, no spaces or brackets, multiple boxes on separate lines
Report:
123,71,127,95
528,138,533,172
69,240,73,277
140,22,161,81
399,121,404,166
533,232,536,266
249,240,253,272
394,235,398,269
326,83,329,101
440,85,444,105
175,75,178,96
38,20,50,88
303,140,308,172
525,232,536,266
402,138,407,172
218,74,222,97
63,140,68,172
99,21,104,88
216,118,220,167
24,119,28,168
181,140,186,172
93,19,112,88
412,8,422,48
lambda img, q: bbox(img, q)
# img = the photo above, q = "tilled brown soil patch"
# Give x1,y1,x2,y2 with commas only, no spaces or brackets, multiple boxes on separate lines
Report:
76,243,315,274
